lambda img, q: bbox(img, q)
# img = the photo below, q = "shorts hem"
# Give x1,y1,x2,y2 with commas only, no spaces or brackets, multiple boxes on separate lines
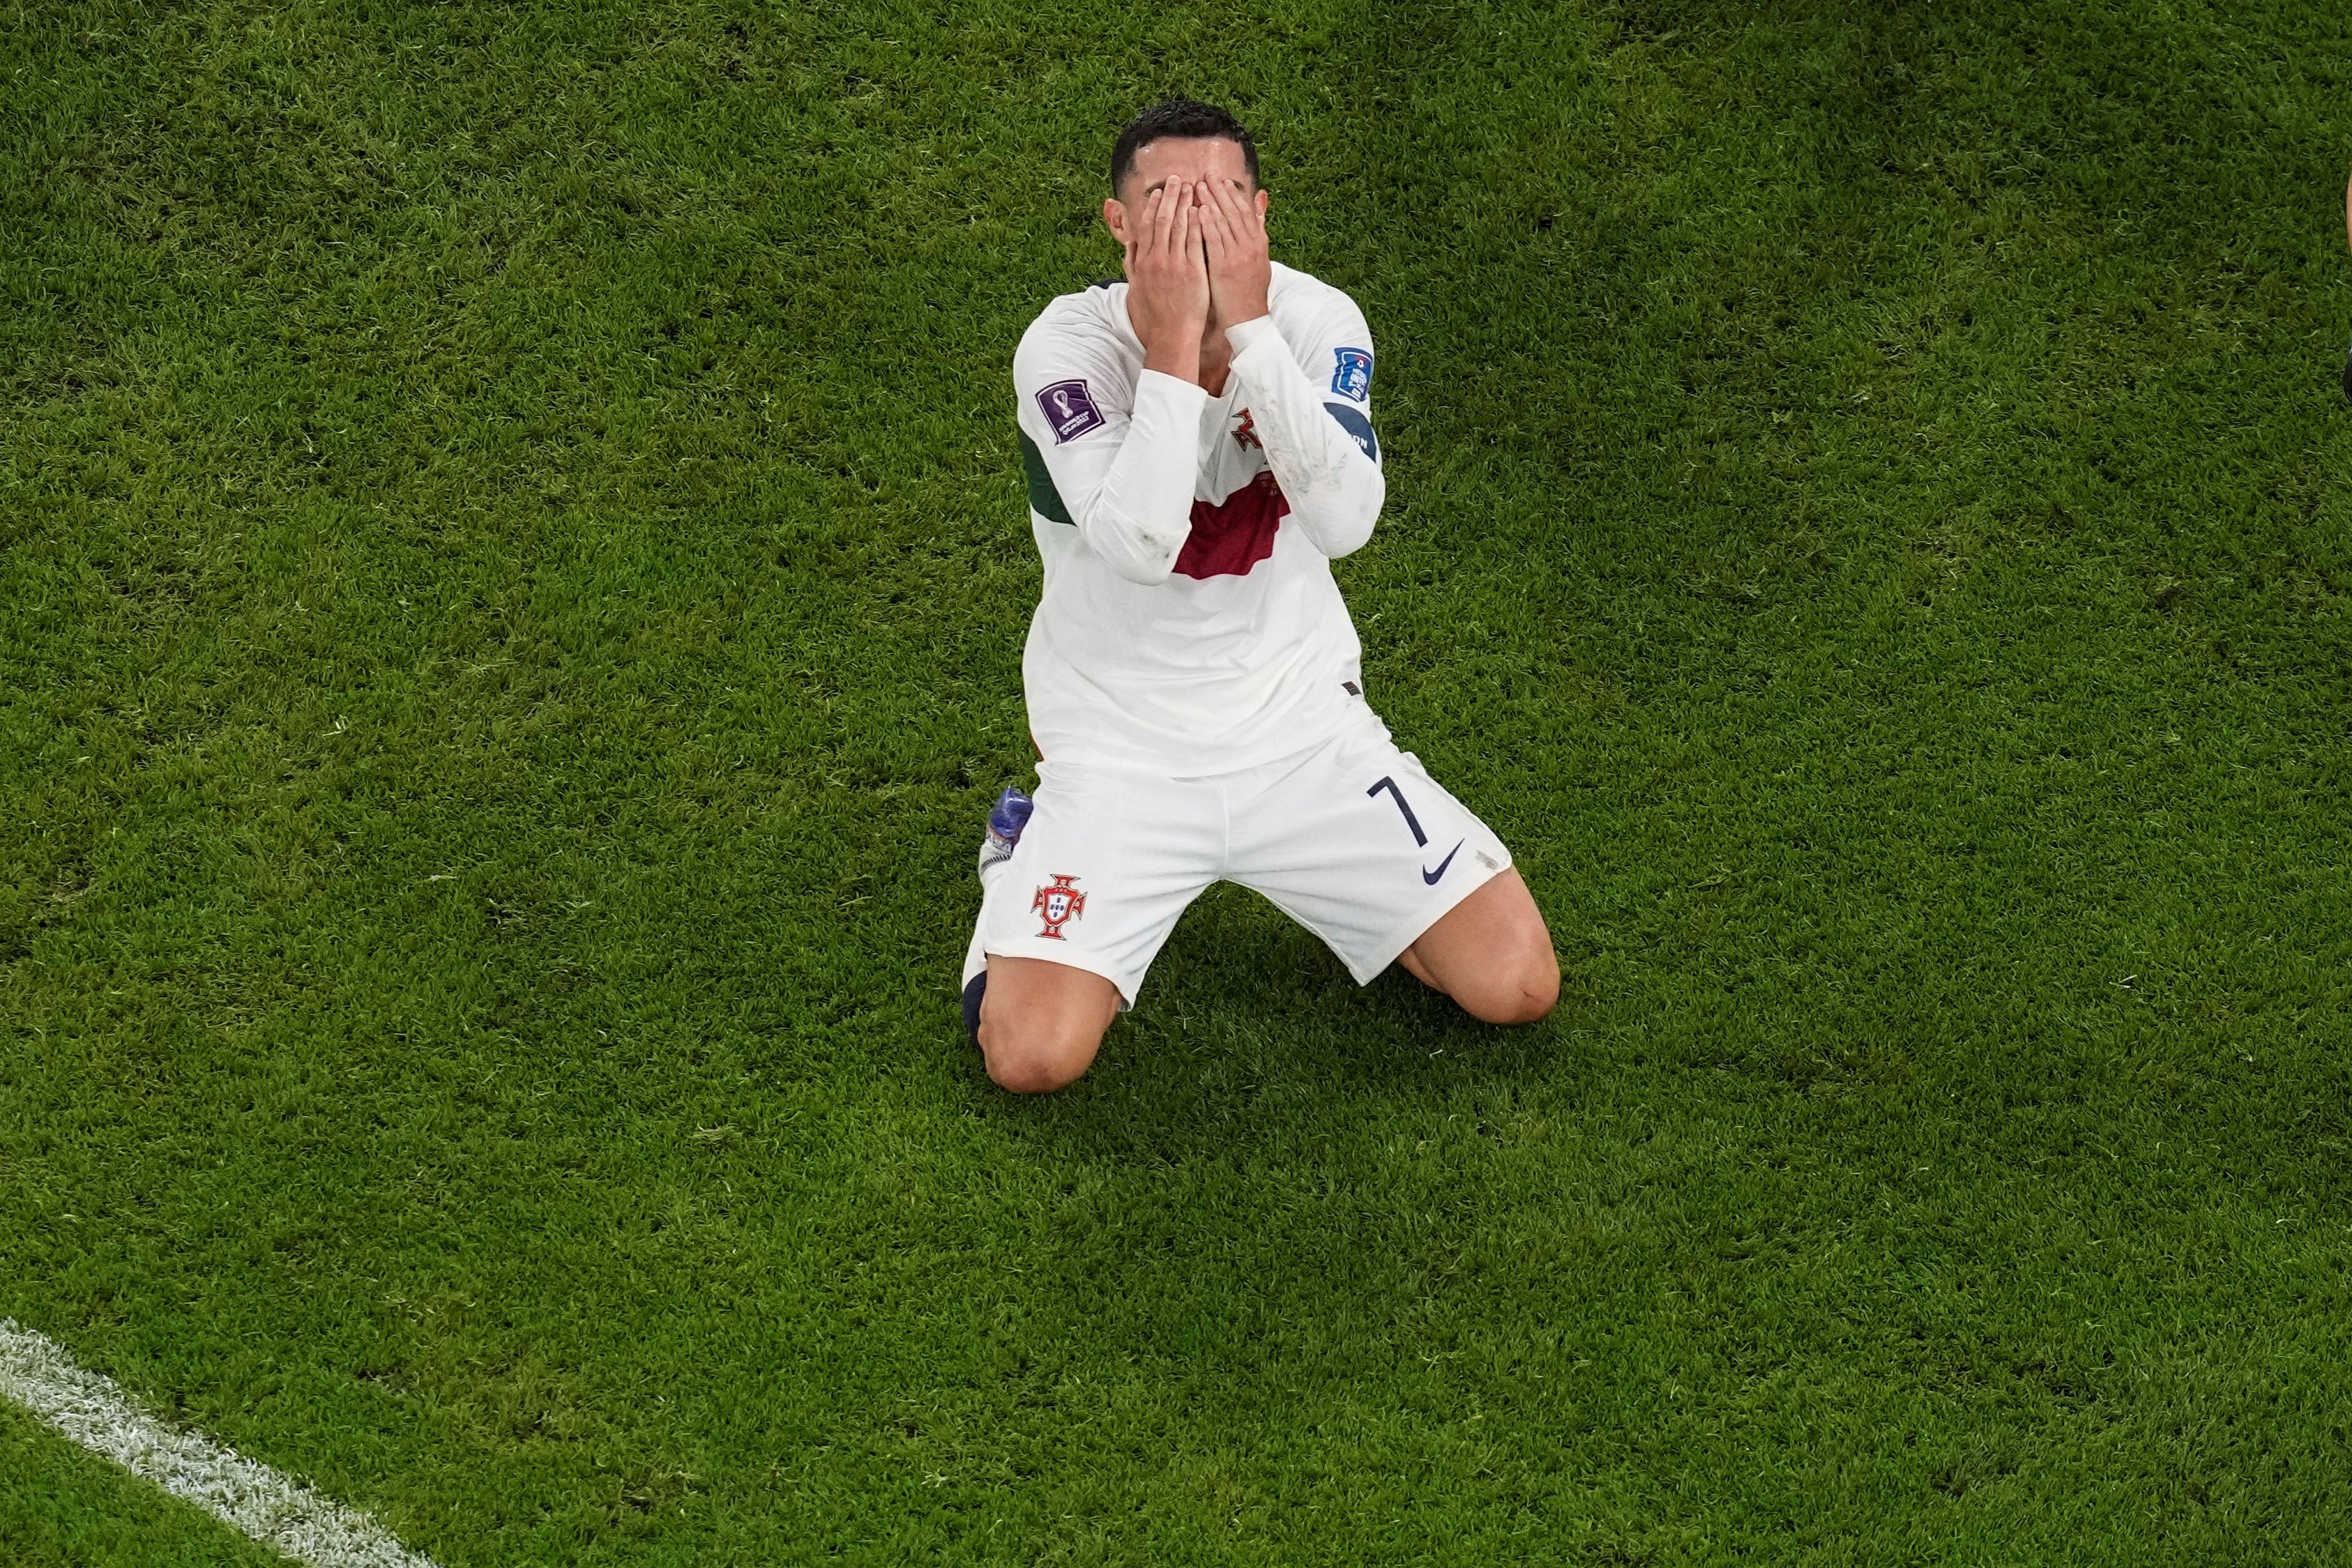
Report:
968,937,1139,1011
1344,853,1512,987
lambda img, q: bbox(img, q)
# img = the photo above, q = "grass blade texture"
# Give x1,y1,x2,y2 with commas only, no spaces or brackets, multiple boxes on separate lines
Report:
4,0,2350,1562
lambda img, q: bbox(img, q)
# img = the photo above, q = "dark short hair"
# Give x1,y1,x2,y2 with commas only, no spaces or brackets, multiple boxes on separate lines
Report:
1110,99,1259,196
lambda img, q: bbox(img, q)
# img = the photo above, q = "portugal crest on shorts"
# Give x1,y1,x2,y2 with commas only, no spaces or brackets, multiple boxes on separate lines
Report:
1031,874,1086,939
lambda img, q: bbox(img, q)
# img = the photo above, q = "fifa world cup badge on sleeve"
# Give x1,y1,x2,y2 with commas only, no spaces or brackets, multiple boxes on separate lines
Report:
1330,347,1372,402
1037,380,1105,443
1031,874,1087,939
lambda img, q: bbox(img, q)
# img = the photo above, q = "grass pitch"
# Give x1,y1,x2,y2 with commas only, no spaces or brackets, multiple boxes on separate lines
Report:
6,0,2352,1562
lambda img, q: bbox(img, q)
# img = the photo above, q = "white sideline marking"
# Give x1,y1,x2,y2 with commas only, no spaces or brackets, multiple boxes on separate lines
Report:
0,1318,437,1568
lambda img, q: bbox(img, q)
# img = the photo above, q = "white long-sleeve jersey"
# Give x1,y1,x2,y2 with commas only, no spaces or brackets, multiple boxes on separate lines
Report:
1012,261,1386,774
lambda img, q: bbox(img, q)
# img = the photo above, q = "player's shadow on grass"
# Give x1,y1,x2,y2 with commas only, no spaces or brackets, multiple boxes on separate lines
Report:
976,882,1559,1167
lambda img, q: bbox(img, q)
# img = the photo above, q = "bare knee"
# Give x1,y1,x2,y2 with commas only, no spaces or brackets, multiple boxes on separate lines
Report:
976,957,1117,1093
1457,950,1560,1026
1403,869,1561,1026
980,1017,1102,1093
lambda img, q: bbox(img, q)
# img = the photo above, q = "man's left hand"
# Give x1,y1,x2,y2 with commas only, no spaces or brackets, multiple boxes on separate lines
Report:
1199,178,1272,335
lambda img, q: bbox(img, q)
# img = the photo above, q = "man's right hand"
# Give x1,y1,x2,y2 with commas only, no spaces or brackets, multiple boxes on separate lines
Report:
1123,180,1209,385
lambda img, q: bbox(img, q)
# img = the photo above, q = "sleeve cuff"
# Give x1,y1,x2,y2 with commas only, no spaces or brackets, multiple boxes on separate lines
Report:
1134,367,1211,414
1222,315,1282,358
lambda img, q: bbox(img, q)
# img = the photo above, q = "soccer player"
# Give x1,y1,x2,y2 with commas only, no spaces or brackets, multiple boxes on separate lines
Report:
961,99,1559,1093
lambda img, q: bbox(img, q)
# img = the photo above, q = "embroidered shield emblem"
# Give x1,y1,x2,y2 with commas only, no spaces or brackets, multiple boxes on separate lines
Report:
1031,874,1086,939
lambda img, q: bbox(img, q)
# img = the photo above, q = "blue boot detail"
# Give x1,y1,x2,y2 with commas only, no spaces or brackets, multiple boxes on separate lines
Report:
979,785,1035,874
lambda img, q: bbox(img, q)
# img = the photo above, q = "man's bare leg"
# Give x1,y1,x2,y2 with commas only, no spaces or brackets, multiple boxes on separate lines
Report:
1396,868,1559,1024
978,955,1122,1093
978,874,1549,1093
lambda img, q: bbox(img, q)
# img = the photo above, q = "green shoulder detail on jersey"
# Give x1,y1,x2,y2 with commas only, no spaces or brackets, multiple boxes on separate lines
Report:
1018,429,1076,526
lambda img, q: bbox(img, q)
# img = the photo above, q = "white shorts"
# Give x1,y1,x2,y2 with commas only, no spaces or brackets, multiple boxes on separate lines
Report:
960,714,1513,1006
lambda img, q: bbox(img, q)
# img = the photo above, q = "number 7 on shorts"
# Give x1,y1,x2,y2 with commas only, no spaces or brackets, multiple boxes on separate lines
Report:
1367,775,1427,847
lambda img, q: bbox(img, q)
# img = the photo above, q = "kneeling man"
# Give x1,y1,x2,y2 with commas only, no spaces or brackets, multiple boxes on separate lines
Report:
962,98,1559,1092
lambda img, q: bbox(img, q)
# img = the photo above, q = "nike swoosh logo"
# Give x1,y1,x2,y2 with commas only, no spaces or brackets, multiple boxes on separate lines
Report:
1422,841,1464,885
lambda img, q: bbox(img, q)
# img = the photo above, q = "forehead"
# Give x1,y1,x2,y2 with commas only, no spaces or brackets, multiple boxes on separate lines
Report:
1125,137,1253,191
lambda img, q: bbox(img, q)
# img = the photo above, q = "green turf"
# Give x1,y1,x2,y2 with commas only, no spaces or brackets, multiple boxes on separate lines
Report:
0,1403,285,1567
6,0,2352,1562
